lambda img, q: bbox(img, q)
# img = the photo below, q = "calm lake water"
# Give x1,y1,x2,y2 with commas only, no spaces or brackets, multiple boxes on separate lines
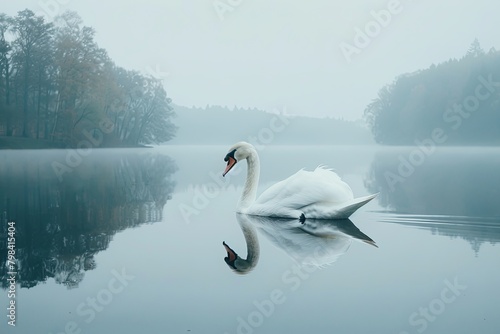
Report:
0,145,499,334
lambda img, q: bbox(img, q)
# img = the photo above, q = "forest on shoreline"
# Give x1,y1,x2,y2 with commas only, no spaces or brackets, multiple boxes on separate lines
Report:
364,40,500,146
0,10,176,148
2,9,499,149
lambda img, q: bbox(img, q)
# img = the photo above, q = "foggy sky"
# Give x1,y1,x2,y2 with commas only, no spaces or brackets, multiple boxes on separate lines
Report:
3,0,499,120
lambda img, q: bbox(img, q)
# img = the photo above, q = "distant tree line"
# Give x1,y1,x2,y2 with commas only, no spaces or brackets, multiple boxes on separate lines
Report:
0,9,176,147
171,104,373,145
364,39,500,145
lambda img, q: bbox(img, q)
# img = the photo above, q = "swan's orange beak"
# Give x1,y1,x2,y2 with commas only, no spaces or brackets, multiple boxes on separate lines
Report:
223,157,237,177
223,241,238,269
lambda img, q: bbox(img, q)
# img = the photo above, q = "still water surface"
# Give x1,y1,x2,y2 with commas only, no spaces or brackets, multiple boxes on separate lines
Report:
0,145,499,334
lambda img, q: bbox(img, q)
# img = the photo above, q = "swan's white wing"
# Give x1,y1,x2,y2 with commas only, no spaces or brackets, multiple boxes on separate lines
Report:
246,167,359,218
260,167,353,203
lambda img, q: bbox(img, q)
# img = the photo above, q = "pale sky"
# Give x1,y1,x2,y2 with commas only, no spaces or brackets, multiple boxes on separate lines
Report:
3,0,499,119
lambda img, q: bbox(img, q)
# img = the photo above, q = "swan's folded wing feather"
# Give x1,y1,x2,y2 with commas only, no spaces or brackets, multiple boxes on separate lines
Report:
304,193,378,219
250,167,376,219
254,167,354,210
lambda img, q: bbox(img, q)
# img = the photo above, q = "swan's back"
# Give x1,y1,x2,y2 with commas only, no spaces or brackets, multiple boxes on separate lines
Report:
249,167,355,218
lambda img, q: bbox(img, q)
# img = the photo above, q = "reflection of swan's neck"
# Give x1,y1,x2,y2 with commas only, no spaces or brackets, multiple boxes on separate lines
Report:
238,150,260,211
240,221,259,267
224,216,260,274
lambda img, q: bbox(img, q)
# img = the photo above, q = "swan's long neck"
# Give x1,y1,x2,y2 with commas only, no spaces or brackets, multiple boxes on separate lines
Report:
238,149,260,210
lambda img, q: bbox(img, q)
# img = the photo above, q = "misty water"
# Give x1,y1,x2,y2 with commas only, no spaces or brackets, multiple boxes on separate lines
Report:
0,145,499,334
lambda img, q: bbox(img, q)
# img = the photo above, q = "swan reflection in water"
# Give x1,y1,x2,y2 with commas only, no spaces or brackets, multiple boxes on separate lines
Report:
223,214,377,275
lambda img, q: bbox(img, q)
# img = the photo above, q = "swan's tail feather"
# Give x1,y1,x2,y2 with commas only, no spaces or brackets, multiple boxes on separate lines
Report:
334,193,378,219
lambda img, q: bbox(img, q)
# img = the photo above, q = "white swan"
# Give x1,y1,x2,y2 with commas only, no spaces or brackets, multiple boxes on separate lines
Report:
223,142,377,220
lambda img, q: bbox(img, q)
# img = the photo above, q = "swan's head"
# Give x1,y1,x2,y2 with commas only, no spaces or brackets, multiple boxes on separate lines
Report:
223,142,256,177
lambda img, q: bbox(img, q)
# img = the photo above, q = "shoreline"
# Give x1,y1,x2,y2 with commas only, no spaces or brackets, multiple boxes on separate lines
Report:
0,137,150,150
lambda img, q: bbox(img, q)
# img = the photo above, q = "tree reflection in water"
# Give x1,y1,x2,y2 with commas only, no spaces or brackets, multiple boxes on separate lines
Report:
0,150,177,289
365,148,500,253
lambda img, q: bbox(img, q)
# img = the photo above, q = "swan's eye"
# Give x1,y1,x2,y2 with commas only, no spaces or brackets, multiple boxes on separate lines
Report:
224,149,237,162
